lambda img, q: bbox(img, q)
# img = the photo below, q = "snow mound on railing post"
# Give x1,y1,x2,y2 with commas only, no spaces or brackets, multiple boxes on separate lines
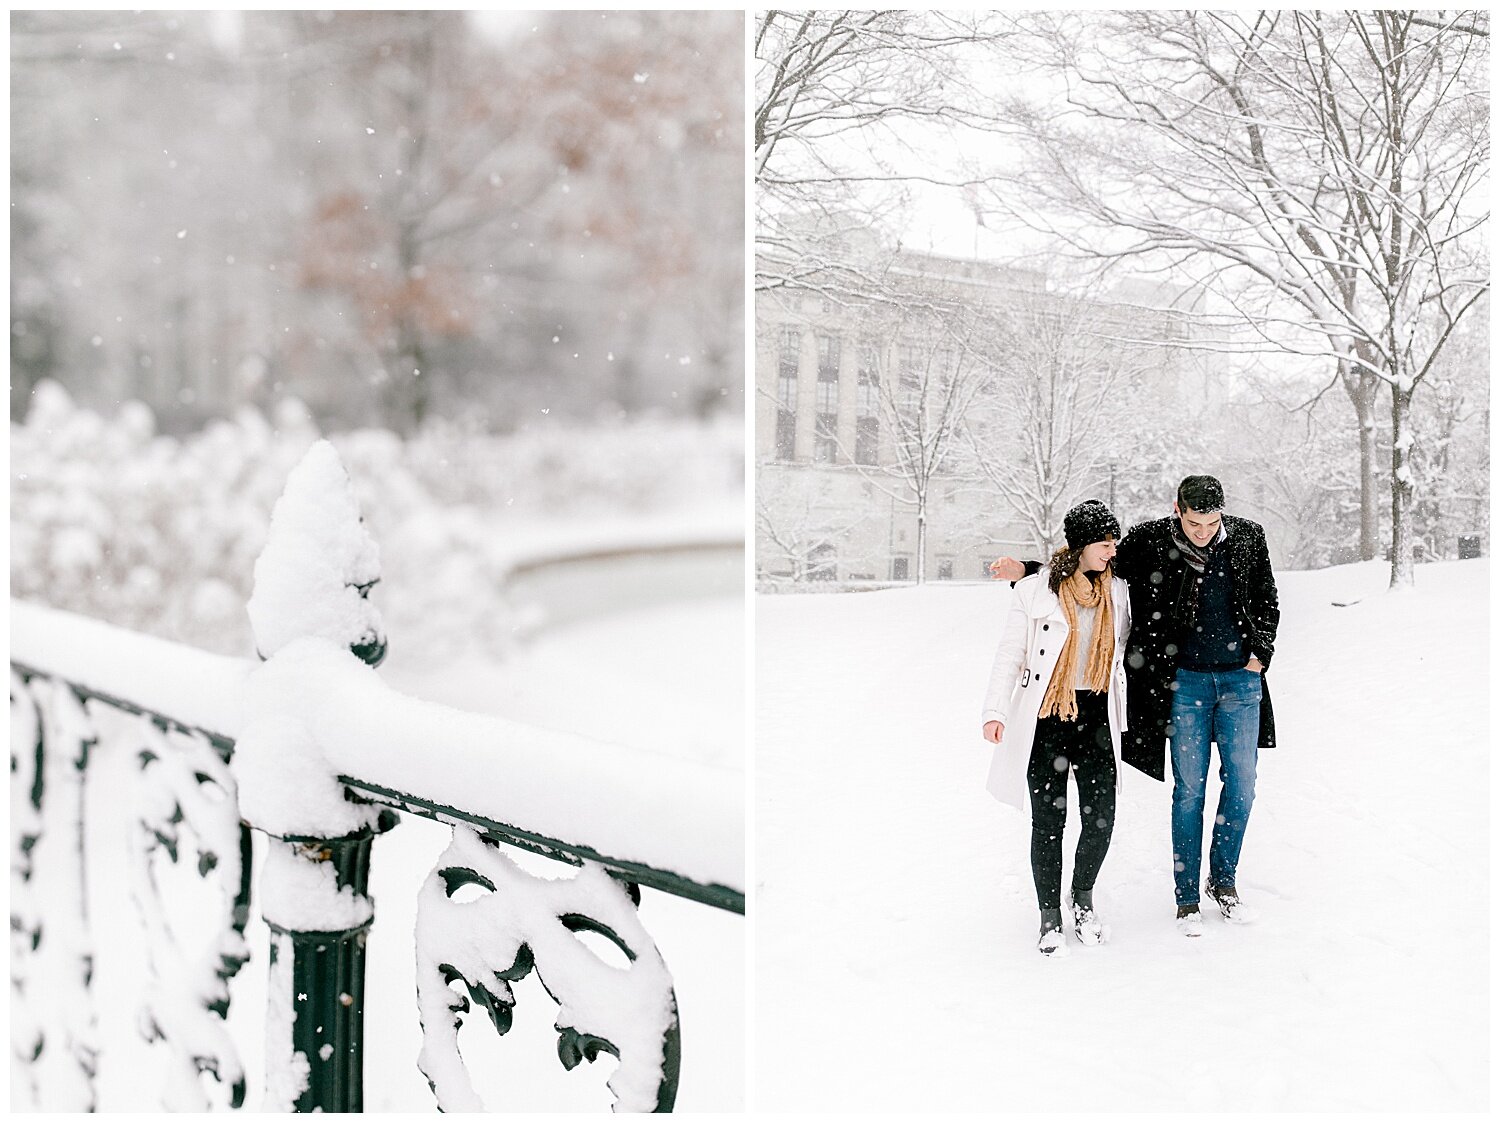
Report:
236,442,394,1111
238,440,390,838
247,439,386,666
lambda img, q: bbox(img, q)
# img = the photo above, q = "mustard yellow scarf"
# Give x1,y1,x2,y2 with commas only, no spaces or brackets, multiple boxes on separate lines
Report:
1039,566,1115,722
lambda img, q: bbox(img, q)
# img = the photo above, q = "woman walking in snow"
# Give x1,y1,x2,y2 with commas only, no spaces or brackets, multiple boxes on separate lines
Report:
981,500,1131,956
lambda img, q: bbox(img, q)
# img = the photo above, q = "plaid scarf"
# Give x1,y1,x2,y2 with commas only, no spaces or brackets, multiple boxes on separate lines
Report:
1039,566,1114,723
1170,519,1226,627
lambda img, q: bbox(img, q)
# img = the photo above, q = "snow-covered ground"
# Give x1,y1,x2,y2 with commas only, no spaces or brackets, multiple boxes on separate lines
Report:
754,559,1489,1111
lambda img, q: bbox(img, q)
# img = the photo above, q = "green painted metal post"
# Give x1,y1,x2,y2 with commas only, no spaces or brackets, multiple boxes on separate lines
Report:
268,811,397,1113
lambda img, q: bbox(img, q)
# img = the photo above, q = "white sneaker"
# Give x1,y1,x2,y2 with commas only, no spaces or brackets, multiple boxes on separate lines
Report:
1176,906,1204,937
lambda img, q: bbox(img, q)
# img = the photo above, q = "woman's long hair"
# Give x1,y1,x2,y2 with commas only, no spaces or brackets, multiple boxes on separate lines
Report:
1046,545,1084,594
1047,545,1108,594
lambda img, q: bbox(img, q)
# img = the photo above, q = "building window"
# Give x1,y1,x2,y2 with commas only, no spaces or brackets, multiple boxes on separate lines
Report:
898,345,920,410
779,328,801,380
934,348,953,390
815,392,837,463
818,332,841,380
808,543,837,581
937,557,954,581
776,411,796,461
855,417,879,465
857,343,879,404
891,556,910,581
776,329,799,460
815,333,840,463
856,342,879,465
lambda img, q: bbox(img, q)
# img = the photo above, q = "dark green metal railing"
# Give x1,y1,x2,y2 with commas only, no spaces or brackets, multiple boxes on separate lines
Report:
9,640,742,1112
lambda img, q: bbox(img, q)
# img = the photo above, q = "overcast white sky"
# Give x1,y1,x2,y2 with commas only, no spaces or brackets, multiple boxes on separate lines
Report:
206,10,538,51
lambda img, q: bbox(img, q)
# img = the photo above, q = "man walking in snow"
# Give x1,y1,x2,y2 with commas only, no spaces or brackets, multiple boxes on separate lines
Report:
991,475,1280,933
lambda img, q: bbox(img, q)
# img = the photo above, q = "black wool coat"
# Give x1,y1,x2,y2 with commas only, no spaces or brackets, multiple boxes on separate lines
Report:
1112,515,1280,781
1019,514,1281,782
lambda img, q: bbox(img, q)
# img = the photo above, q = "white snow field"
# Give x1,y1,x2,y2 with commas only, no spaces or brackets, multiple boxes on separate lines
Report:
754,558,1488,1112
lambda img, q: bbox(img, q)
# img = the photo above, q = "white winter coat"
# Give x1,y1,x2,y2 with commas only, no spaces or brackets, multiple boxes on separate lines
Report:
980,572,1132,809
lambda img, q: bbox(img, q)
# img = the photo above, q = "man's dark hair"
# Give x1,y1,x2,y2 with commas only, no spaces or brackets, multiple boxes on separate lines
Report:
1177,475,1225,513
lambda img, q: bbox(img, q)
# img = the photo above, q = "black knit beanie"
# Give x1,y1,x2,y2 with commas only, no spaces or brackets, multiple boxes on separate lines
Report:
1064,499,1121,549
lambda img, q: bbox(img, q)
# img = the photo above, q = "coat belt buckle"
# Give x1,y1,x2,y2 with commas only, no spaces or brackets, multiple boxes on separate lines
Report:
1021,669,1031,688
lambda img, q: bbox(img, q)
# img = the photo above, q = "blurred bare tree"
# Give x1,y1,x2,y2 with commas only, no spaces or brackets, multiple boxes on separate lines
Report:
10,10,744,433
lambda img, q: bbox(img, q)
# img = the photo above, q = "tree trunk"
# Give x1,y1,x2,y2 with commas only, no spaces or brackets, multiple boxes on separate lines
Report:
1339,351,1381,561
1389,382,1416,588
385,226,430,435
915,505,927,584
1357,397,1379,561
383,328,430,437
1353,375,1380,562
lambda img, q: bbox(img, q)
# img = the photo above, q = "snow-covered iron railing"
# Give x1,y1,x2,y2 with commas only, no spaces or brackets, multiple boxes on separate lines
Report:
9,441,744,1113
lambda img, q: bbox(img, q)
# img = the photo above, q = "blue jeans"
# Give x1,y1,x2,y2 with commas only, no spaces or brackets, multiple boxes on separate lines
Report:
1169,667,1262,907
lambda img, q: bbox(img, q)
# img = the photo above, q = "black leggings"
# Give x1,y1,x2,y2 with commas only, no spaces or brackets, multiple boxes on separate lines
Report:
1027,690,1117,911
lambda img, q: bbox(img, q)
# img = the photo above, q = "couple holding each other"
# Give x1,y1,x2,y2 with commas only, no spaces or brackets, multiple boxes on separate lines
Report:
982,475,1281,955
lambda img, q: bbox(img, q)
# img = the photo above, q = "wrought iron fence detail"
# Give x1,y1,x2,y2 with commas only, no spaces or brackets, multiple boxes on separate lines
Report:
10,669,46,1104
128,716,251,1109
415,827,681,1113
10,672,100,1111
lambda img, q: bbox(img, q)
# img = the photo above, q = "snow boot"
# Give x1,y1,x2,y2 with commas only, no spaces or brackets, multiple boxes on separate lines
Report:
1175,903,1204,937
1069,888,1105,945
1038,908,1069,957
1206,882,1258,924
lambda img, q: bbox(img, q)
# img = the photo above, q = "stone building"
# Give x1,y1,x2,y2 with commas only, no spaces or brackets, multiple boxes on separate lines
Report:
754,243,1210,586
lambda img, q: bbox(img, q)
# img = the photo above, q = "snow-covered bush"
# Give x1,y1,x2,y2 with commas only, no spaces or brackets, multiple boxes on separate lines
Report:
11,382,742,664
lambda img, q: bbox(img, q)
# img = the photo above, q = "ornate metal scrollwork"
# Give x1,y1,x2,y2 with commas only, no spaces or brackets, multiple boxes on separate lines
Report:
10,670,46,1106
415,827,680,1113
127,715,251,1109
9,673,99,1111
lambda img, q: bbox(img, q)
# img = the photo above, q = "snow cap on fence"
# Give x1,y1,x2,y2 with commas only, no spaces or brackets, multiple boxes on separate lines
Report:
248,440,386,664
